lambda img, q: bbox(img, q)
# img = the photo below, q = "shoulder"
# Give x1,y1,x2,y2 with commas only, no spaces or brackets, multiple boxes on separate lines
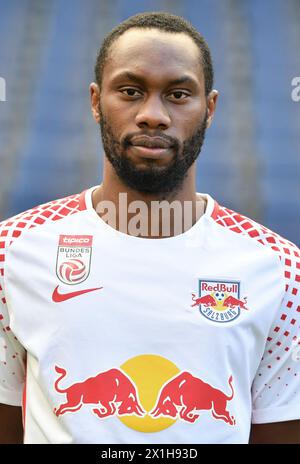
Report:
211,202,300,340
0,191,85,265
211,200,300,268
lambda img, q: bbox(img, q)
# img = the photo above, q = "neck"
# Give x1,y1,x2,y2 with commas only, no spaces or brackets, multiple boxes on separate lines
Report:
92,166,206,239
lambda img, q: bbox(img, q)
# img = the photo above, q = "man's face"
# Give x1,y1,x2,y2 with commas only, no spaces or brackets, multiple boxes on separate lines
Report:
93,28,215,196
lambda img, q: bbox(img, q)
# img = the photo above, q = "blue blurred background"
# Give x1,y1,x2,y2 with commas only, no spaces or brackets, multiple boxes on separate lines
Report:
0,0,299,245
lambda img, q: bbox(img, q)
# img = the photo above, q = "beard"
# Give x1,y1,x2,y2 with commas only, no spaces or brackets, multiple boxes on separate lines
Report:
98,105,208,199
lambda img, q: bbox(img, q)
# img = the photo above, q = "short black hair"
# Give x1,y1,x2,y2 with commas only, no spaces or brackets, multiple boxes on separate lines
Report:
94,11,214,96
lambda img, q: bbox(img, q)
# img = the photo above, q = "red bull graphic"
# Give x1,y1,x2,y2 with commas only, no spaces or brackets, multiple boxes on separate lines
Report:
223,295,248,310
53,366,146,419
53,359,236,431
150,371,235,425
191,279,249,323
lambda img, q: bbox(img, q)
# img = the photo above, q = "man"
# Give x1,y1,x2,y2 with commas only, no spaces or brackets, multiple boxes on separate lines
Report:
0,11,300,444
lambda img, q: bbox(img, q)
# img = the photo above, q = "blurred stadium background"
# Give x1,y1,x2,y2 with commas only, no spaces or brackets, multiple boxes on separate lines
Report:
0,0,299,245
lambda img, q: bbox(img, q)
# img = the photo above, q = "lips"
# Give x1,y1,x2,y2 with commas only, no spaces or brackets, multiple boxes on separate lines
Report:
129,145,172,159
130,135,172,149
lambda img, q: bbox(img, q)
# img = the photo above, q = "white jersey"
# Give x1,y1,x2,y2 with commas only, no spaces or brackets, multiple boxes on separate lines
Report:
0,186,300,444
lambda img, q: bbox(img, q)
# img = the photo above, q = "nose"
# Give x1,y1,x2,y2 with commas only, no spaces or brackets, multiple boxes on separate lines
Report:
135,94,171,129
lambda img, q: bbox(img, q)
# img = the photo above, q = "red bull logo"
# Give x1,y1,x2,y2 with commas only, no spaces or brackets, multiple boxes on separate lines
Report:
53,355,237,432
150,371,235,425
53,366,146,419
191,279,249,323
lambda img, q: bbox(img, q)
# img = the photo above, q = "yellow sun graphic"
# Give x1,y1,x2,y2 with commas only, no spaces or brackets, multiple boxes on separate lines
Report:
118,354,180,432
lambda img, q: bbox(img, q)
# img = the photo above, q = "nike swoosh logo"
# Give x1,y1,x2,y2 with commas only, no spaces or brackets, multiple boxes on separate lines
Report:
52,285,103,303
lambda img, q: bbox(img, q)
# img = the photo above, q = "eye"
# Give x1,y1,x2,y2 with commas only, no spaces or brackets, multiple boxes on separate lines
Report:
120,88,141,97
168,91,189,100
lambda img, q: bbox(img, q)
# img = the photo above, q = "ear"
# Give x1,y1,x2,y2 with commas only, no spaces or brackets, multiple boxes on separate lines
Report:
90,82,101,124
206,89,219,128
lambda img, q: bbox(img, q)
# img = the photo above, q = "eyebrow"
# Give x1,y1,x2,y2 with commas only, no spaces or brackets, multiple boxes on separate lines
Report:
111,71,199,88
